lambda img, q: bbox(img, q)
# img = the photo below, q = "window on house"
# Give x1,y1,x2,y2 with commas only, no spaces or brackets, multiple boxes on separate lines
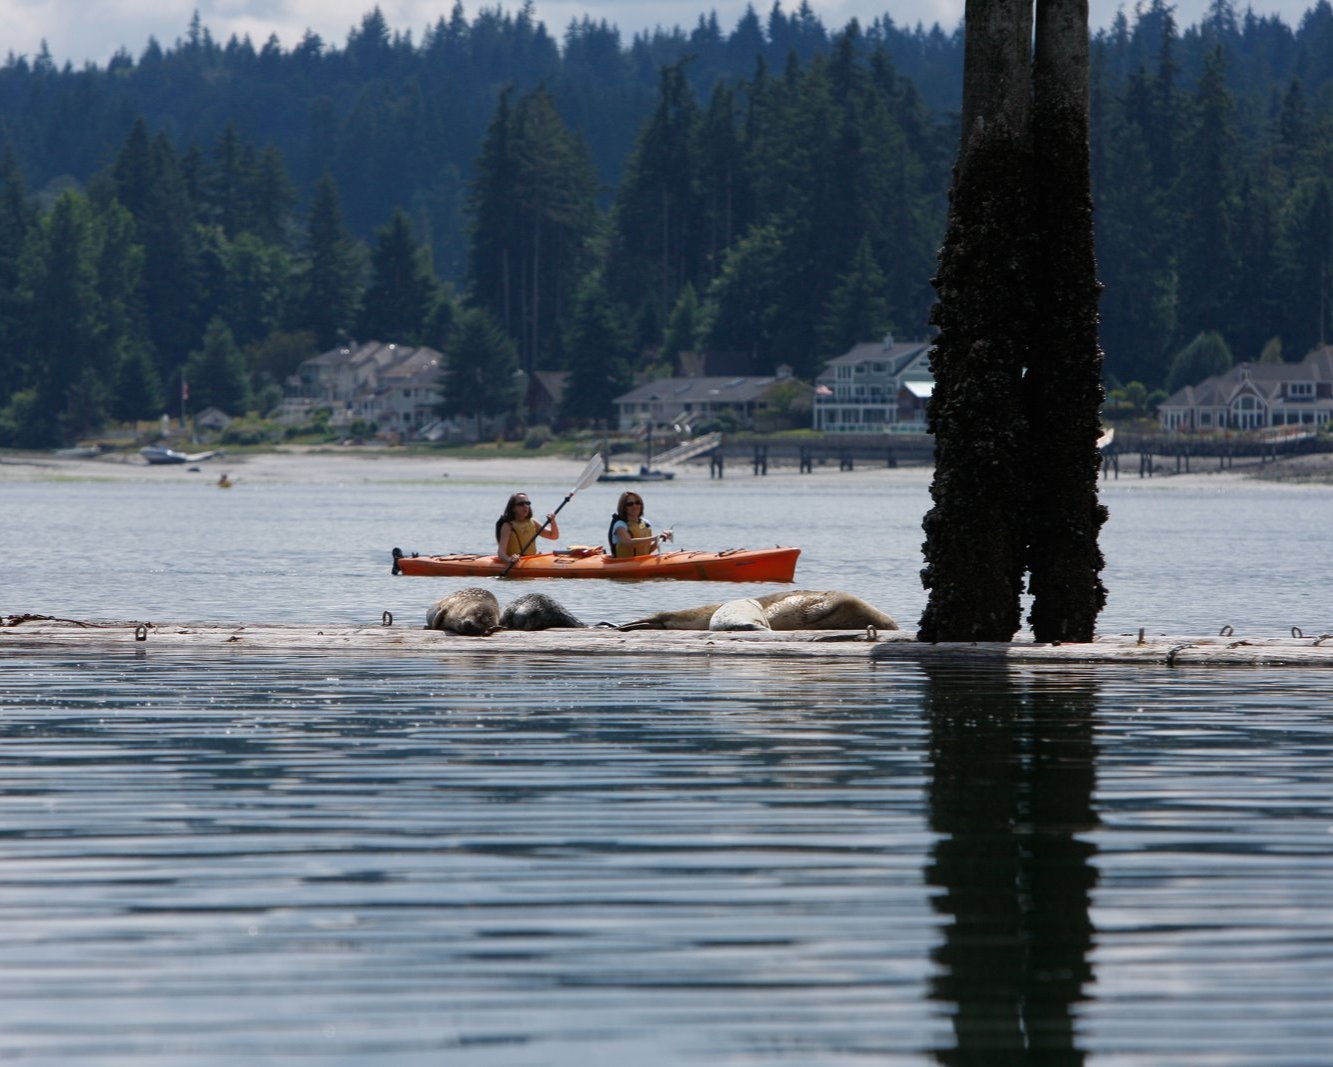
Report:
1289,382,1314,399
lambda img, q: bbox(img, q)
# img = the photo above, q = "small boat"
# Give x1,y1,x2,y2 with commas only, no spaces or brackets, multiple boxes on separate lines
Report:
597,426,679,482
391,545,800,582
140,445,223,465
597,465,676,483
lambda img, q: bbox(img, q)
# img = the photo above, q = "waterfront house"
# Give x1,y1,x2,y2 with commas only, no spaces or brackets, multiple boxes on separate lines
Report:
612,367,801,433
1157,346,1333,431
812,336,934,432
281,340,444,437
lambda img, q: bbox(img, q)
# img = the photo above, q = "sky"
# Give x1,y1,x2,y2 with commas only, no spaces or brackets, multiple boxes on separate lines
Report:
2,0,1320,69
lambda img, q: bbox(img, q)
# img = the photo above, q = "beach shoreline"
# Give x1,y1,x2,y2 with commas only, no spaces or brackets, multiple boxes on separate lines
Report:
3,443,1331,488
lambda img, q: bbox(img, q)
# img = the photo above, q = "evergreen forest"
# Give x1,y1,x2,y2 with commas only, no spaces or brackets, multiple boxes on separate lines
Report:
1,0,1332,446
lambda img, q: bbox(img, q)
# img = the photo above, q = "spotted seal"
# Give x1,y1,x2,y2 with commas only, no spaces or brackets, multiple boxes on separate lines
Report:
754,589,899,631
708,598,771,631
621,590,899,632
499,593,586,630
426,587,501,635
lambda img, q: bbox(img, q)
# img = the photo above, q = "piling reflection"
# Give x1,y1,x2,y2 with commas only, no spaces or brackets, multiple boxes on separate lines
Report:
923,665,1099,1064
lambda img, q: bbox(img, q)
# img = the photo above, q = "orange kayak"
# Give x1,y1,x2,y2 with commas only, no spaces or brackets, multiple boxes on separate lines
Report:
391,546,799,582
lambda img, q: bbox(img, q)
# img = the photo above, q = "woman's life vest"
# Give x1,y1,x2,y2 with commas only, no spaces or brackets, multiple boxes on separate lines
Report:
608,515,653,558
500,516,541,557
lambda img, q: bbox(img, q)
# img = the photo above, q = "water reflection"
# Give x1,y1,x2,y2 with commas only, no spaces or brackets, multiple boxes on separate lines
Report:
923,666,1099,1063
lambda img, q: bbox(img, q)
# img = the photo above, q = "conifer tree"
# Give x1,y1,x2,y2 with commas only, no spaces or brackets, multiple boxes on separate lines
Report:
468,87,596,372
1096,80,1176,385
661,283,701,367
815,236,893,360
607,61,705,348
24,192,107,444
185,317,252,415
1166,331,1233,393
295,173,364,350
694,83,751,275
0,148,35,410
357,209,439,345
1278,178,1332,356
438,306,521,437
111,345,165,421
560,272,631,425
223,232,292,347
1174,46,1240,346
699,223,784,366
468,87,519,338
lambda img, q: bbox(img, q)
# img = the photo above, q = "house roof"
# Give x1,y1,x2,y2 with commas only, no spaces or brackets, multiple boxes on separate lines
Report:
302,340,424,373
1161,347,1333,408
817,339,932,381
378,346,442,385
292,341,444,393
531,371,568,407
614,375,785,406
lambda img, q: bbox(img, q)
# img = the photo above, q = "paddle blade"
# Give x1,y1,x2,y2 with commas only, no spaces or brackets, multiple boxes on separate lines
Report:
572,452,604,494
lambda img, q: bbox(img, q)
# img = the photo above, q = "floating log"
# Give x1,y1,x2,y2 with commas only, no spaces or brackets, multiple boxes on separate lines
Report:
4,617,1333,667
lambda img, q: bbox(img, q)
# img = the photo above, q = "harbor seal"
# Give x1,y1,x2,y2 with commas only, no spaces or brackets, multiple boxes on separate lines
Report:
618,603,722,631
755,589,898,631
426,587,501,635
708,598,771,631
500,593,586,630
622,590,899,632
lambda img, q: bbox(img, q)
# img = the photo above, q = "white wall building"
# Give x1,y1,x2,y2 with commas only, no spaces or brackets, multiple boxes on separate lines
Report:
1157,347,1333,432
812,336,934,432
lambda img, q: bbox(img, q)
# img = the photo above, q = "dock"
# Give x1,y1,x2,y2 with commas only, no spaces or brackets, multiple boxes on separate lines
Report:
5,617,1333,667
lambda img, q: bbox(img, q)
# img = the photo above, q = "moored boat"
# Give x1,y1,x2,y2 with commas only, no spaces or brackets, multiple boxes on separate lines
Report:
140,445,225,465
596,465,676,483
391,545,799,582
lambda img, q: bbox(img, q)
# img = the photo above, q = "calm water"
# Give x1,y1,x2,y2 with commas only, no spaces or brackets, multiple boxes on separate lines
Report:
2,463,1332,1064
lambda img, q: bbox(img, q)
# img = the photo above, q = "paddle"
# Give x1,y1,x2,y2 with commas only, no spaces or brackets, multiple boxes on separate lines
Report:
500,452,604,577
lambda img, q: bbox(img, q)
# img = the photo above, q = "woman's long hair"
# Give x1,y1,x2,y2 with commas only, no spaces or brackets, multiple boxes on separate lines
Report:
614,491,643,521
496,492,530,541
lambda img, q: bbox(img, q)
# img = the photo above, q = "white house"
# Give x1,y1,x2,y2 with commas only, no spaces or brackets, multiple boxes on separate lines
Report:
281,341,444,436
1157,347,1333,432
812,336,934,432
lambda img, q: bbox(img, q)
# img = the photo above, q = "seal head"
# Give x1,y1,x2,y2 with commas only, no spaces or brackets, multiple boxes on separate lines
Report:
426,587,502,635
708,598,771,631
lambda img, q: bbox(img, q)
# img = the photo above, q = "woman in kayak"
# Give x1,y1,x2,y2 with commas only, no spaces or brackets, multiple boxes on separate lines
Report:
608,492,673,558
496,493,559,563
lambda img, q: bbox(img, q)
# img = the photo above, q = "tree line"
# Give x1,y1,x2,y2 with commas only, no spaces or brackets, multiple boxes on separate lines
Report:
1,0,1331,446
